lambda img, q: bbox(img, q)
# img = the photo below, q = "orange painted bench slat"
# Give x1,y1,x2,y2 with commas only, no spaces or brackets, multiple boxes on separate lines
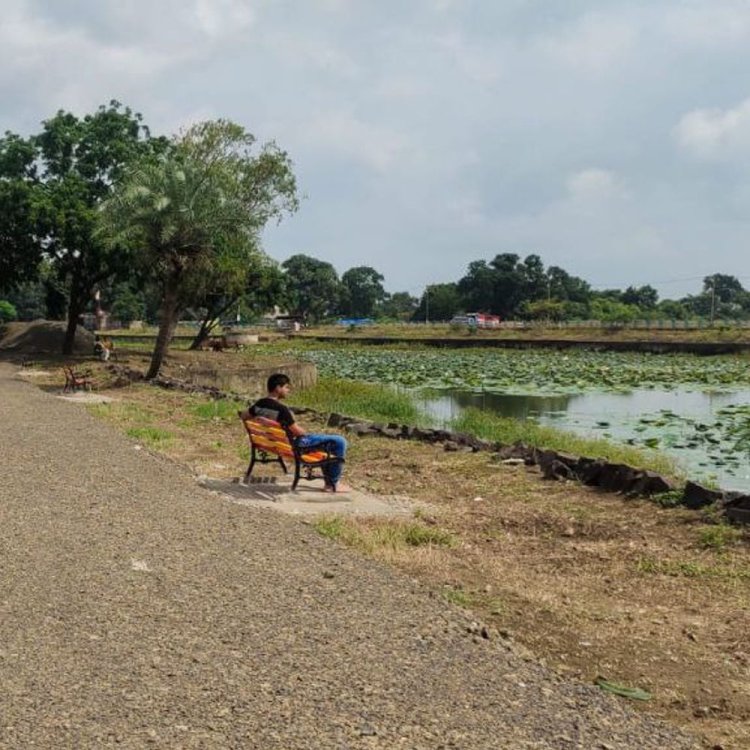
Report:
240,414,342,489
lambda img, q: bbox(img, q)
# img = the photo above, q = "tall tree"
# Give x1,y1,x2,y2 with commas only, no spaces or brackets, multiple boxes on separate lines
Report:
99,120,297,378
621,285,658,309
282,254,341,322
412,283,461,321
519,254,548,302
546,266,591,304
0,102,167,353
702,274,744,304
339,266,386,318
189,257,287,348
379,291,418,320
109,282,146,326
457,260,495,312
488,253,525,316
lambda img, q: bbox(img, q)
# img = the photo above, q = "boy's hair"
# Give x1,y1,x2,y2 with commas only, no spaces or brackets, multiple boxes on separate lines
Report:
267,373,291,393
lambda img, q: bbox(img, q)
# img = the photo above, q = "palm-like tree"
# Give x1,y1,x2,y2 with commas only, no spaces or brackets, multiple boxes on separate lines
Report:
98,121,297,378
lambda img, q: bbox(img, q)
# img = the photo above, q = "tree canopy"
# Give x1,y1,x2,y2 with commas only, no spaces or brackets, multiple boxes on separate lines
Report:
282,254,341,322
340,266,386,318
0,101,167,352
98,119,297,377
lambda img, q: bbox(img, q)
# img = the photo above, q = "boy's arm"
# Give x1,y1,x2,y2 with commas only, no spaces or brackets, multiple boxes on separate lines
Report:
288,421,305,438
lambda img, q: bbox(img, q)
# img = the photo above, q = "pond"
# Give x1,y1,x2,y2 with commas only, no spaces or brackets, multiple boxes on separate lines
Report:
291,345,750,491
415,387,750,491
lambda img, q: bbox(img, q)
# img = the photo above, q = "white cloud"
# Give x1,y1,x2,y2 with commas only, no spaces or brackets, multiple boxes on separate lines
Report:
661,4,750,48
535,12,636,72
433,31,503,85
0,3,181,116
373,75,425,101
265,30,359,77
566,169,622,200
675,98,750,159
303,110,412,172
192,0,255,39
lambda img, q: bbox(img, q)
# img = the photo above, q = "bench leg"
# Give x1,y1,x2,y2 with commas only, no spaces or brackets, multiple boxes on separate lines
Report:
243,446,257,483
292,459,301,490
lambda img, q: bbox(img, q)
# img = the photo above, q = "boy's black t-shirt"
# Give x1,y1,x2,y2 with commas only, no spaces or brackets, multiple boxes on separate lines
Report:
250,397,295,429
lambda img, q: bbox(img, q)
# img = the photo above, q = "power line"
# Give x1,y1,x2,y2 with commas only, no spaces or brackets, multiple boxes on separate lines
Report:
589,274,750,289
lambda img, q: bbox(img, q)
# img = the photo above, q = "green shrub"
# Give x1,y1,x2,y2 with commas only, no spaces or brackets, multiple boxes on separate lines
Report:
0,300,17,323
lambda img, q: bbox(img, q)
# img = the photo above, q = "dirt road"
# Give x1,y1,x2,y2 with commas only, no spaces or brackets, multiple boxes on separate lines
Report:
0,362,699,749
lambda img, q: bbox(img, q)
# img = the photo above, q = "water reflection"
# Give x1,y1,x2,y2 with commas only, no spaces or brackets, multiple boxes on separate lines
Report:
416,387,750,491
418,389,573,422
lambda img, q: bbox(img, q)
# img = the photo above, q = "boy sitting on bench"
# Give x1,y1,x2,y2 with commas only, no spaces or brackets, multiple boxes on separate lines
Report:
240,373,350,492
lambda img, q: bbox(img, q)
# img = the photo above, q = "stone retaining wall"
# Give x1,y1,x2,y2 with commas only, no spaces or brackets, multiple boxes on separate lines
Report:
179,359,316,397
325,413,749,525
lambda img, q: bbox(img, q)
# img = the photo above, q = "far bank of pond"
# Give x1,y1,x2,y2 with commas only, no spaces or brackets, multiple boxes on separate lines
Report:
301,333,750,355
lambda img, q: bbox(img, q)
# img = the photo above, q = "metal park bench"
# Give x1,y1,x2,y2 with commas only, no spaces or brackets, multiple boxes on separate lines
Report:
239,414,344,490
62,365,94,392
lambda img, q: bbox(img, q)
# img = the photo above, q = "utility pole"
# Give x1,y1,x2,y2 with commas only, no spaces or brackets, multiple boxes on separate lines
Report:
425,286,429,324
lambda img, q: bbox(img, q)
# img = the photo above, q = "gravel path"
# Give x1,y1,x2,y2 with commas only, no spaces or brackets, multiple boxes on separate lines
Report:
0,362,699,749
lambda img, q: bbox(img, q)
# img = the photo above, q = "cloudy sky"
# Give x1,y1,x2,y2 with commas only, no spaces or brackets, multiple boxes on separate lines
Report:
4,0,750,298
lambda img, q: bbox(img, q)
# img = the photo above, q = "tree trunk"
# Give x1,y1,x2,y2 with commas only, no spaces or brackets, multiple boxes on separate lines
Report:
189,317,216,350
188,296,238,350
62,274,85,355
62,303,81,355
146,282,180,380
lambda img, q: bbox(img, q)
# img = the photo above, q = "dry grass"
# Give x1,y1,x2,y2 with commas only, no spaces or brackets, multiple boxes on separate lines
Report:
27,353,750,750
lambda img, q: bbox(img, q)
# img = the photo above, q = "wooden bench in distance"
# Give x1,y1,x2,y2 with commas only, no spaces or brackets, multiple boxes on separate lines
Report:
239,414,344,491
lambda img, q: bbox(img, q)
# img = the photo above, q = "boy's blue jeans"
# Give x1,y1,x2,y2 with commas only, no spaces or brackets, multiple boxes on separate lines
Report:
297,433,347,485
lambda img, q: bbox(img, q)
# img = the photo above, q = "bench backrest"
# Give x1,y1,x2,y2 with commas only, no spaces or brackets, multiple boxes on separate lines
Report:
242,415,295,459
63,365,84,381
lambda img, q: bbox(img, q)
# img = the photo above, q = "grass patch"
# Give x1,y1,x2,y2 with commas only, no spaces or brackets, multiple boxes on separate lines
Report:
88,401,153,424
188,398,245,423
125,426,174,448
441,586,473,607
312,515,456,553
401,523,455,547
698,524,743,551
293,377,422,424
650,489,685,508
312,516,358,544
452,407,676,476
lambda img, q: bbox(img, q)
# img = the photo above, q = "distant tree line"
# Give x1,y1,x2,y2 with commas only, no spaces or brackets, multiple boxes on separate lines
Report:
410,254,750,323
